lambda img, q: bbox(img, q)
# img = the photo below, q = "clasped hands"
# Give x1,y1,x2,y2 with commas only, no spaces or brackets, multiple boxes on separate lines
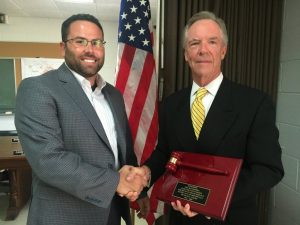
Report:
116,165,205,219
116,165,150,201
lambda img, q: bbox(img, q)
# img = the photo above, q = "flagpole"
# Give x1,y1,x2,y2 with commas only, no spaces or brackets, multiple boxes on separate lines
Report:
160,0,165,70
155,0,161,74
131,209,135,225
157,0,164,101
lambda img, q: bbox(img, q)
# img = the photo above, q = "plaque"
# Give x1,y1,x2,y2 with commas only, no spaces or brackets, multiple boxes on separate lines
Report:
155,151,243,221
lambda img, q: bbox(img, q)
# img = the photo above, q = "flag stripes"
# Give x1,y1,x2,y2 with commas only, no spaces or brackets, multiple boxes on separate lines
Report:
115,0,160,224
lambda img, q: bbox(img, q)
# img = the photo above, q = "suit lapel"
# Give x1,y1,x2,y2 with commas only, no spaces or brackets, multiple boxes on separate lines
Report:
57,64,112,150
102,86,127,166
174,88,198,151
199,78,237,154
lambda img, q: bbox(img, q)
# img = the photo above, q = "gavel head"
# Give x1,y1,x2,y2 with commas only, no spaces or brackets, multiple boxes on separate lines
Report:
165,151,183,173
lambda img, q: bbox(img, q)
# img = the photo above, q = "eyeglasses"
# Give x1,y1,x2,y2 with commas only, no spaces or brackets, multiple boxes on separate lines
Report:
64,38,106,48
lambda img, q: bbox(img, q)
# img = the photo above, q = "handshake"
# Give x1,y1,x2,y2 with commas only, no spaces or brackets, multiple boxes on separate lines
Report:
116,165,150,202
116,165,199,219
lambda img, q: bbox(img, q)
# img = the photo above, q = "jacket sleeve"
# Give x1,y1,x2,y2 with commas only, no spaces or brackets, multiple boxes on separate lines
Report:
15,77,120,208
232,94,284,203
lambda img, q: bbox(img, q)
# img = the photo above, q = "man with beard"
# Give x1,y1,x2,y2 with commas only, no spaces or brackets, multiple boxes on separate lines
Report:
15,14,148,225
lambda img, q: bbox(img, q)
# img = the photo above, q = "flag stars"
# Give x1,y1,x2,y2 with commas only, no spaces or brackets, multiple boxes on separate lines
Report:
128,34,136,41
138,27,145,35
121,12,127,20
139,0,147,6
118,0,153,53
130,5,137,13
134,17,141,24
142,39,150,46
144,10,149,18
124,23,132,30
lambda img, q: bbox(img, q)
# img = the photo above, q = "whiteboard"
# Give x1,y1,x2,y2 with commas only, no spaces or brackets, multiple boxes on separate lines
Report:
21,57,64,79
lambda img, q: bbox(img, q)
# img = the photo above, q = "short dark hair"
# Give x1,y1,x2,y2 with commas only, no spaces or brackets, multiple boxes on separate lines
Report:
61,14,103,42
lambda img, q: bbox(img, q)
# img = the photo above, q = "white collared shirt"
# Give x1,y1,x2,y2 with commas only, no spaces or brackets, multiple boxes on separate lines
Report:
190,73,223,116
68,66,119,169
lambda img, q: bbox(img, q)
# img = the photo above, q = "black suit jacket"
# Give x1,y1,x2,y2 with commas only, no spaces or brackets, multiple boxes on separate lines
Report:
145,77,284,225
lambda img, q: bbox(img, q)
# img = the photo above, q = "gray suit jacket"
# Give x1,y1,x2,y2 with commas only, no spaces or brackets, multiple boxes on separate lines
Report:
15,64,137,225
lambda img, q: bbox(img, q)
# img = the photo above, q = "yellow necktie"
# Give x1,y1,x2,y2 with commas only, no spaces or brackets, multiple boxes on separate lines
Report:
191,88,207,139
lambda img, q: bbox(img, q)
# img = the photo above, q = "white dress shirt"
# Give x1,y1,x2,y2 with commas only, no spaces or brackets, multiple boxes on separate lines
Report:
190,73,223,116
69,67,119,169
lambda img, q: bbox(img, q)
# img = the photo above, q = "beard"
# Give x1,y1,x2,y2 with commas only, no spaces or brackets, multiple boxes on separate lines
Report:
64,48,104,78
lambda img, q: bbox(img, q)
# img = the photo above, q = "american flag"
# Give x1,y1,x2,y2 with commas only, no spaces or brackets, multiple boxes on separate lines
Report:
115,0,162,224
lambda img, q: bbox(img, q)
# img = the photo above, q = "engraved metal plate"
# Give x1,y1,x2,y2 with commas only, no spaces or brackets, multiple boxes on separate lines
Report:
172,181,210,205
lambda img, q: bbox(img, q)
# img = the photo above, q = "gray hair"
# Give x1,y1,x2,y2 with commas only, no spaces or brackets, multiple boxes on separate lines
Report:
183,11,228,48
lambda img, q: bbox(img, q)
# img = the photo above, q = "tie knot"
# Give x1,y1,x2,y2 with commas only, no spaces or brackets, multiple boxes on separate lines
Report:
196,88,207,100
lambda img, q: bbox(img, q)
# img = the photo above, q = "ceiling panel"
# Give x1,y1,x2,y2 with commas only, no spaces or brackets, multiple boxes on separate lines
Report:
0,0,158,22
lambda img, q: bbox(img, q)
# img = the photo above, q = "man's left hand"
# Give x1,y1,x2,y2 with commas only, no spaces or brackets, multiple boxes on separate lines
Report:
171,200,198,217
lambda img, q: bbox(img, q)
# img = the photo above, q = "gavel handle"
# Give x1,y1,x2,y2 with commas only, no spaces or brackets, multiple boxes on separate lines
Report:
178,161,228,176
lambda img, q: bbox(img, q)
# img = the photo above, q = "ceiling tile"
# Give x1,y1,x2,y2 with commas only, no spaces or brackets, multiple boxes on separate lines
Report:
0,0,158,21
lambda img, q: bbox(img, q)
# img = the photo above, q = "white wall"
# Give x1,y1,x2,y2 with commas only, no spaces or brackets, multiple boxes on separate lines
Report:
0,16,119,85
269,0,300,224
0,16,119,131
